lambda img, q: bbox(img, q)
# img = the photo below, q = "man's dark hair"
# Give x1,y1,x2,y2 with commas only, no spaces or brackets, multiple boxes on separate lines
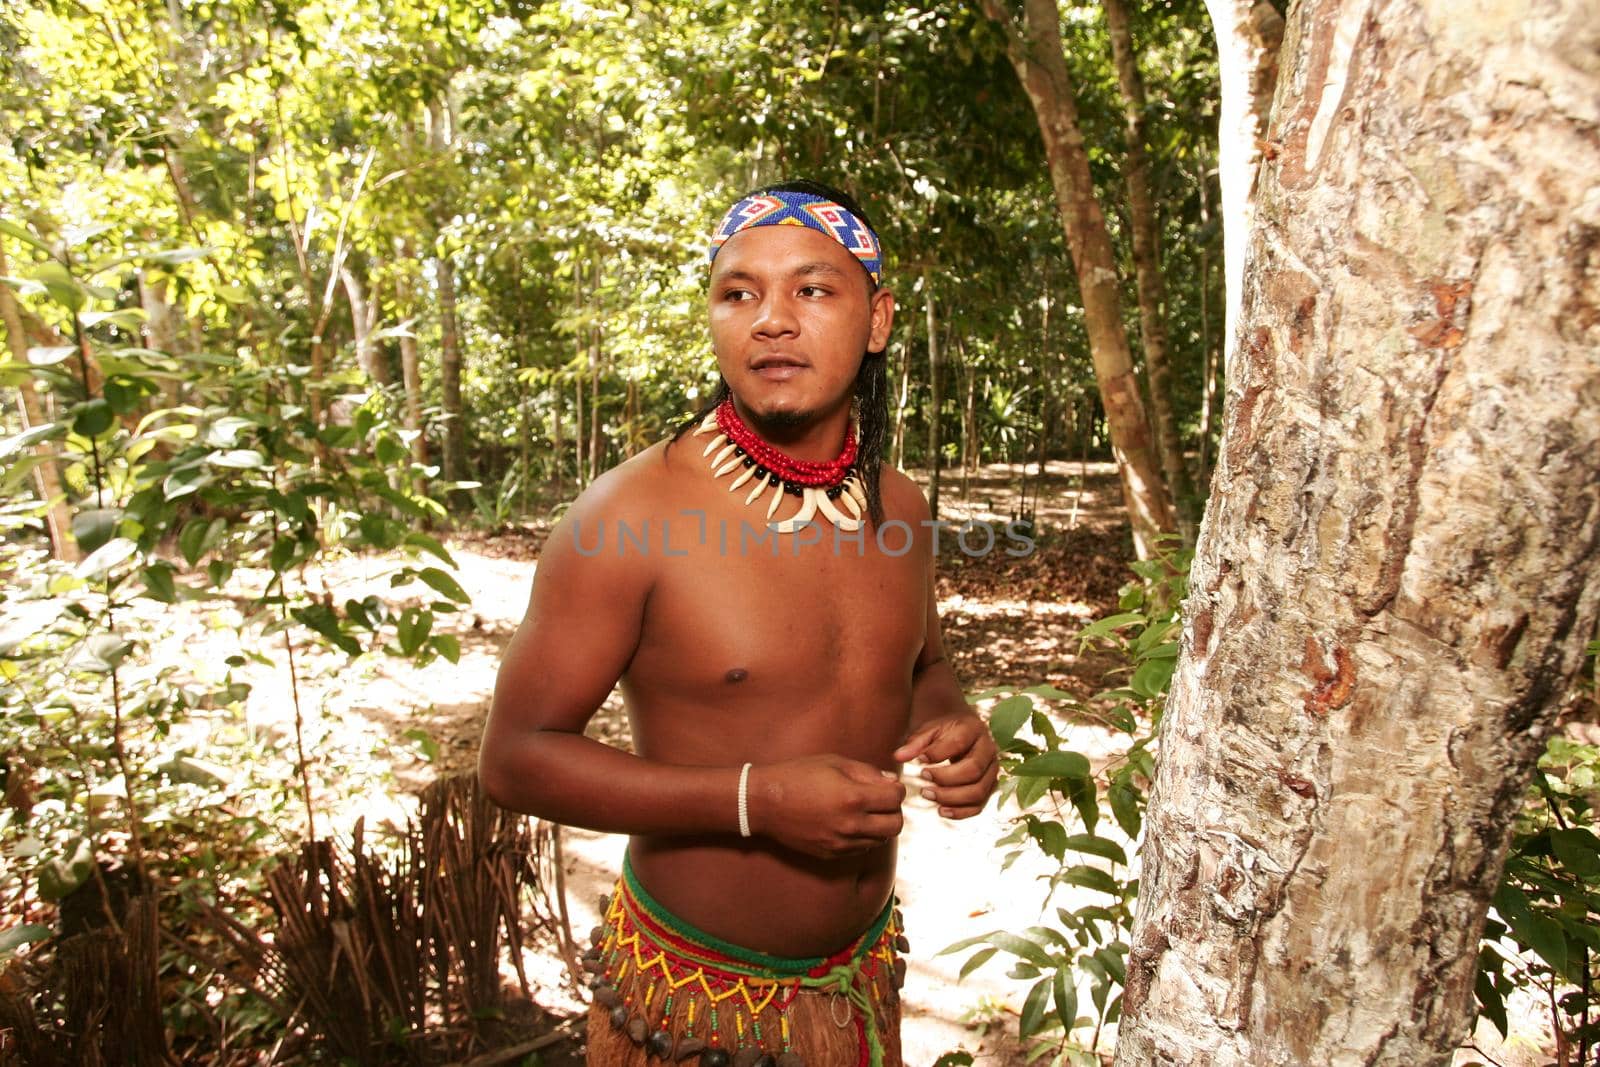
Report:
669,178,890,526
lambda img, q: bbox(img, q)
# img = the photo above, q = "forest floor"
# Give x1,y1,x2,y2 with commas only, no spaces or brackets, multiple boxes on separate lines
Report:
142,459,1559,1066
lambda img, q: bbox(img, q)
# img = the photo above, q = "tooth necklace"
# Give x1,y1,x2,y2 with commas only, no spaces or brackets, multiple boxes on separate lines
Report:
692,399,867,533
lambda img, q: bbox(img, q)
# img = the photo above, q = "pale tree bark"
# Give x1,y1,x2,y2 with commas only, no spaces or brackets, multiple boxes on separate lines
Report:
978,0,1176,559
339,265,387,388
0,242,77,561
1116,2,1600,1063
1102,0,1197,534
437,252,465,485
395,240,428,469
891,305,916,470
1204,0,1285,377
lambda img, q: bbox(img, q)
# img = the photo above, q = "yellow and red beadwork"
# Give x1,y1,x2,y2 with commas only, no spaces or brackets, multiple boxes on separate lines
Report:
590,859,901,1067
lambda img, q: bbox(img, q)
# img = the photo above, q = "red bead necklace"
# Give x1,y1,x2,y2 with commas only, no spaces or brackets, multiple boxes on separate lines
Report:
714,399,857,488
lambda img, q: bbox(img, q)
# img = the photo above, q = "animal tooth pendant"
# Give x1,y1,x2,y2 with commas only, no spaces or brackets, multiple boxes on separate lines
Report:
694,399,862,534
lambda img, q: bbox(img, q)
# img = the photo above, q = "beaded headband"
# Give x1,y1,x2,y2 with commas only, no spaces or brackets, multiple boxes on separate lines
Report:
707,190,883,285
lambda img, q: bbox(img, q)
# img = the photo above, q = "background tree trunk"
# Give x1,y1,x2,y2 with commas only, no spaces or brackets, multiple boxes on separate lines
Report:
1204,0,1284,377
0,241,77,561
979,0,1176,559
340,266,387,388
437,253,465,487
1103,0,1196,535
1116,2,1600,1063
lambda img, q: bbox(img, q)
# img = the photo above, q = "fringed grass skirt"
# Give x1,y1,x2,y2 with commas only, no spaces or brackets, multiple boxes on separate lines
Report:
583,858,905,1067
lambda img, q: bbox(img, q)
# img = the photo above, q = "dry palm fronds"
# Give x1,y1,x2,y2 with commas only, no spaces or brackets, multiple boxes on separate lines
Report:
0,893,173,1067
195,773,558,1064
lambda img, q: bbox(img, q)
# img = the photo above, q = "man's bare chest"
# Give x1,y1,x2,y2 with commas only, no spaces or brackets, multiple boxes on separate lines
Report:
623,515,927,698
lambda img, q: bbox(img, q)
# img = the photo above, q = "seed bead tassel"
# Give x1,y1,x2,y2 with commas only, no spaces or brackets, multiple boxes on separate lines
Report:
771,488,819,533
703,433,729,458
815,490,859,531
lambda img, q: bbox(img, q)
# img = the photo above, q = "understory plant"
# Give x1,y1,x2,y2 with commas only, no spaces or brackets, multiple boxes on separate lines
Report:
0,220,480,1057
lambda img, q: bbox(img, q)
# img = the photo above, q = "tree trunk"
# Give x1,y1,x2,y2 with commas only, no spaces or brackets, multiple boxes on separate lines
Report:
0,242,77,561
1116,3,1600,1063
395,241,428,472
574,369,587,488
1204,0,1285,377
978,0,1176,559
924,273,942,520
550,383,565,497
340,265,387,388
437,253,465,486
1102,0,1196,535
892,301,916,470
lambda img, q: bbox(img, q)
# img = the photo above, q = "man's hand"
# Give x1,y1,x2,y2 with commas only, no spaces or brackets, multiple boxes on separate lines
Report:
749,755,907,859
893,713,999,819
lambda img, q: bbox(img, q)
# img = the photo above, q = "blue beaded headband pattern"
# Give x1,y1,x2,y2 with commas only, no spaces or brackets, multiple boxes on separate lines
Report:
707,190,883,285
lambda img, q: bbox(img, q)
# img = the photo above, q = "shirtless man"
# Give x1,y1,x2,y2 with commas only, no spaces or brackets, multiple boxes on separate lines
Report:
480,180,999,1067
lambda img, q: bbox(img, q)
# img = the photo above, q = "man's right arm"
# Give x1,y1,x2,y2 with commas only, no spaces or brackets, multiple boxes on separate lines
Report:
478,468,905,854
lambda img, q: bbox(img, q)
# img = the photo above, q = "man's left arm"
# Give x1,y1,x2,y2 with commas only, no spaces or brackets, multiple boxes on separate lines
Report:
892,555,999,818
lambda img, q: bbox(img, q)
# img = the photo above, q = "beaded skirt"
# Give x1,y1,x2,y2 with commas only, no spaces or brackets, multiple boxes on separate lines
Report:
583,859,905,1067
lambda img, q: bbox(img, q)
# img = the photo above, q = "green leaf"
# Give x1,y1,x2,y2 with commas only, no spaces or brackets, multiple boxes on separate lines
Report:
178,516,225,566
957,946,997,980
417,566,470,604
76,537,137,579
29,260,85,312
1020,975,1053,1038
207,448,266,469
403,728,440,762
1109,781,1142,839
0,218,51,253
1063,834,1128,865
403,531,456,566
1059,865,1122,897
988,695,1032,748
163,465,213,501
985,930,1057,970
142,562,177,603
1077,612,1146,644
932,1054,975,1067
38,837,93,901
0,923,51,957
1053,967,1078,1036
71,507,122,554
431,633,461,663
0,421,66,458
396,607,432,655
1550,828,1600,879
71,398,114,437
1474,967,1508,1038
27,345,74,365
1028,817,1068,860
1014,751,1091,778
1131,656,1176,699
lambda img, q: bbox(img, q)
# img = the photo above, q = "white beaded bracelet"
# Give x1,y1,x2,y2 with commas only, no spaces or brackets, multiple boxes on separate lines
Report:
737,762,753,838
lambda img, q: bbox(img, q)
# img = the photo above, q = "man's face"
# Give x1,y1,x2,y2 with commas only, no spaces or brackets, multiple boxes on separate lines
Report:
708,225,894,429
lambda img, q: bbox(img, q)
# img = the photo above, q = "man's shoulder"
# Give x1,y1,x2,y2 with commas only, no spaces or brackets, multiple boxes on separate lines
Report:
564,440,678,521
874,465,932,523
